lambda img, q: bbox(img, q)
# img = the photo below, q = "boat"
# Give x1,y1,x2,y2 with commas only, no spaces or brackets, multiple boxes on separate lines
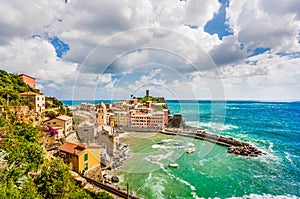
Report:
186,148,195,154
168,163,179,168
150,156,159,162
157,141,164,144
174,143,182,146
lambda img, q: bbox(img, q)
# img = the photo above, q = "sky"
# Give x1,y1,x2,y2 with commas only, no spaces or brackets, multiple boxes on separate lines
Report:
0,0,299,101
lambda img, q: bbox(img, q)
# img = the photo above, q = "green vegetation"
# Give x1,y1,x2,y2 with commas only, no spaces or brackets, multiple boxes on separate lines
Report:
138,96,166,103
0,114,113,199
0,69,38,106
0,116,45,198
35,159,92,198
0,69,112,199
0,69,72,116
138,96,153,103
45,96,63,109
45,96,73,117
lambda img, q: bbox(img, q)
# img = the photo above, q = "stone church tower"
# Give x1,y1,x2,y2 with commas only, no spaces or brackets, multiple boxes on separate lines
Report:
97,102,107,126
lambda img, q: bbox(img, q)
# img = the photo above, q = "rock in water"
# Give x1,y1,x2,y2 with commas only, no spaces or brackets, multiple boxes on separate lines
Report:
111,176,119,183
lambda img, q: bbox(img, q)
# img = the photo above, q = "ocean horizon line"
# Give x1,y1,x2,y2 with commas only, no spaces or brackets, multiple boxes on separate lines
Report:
61,99,300,103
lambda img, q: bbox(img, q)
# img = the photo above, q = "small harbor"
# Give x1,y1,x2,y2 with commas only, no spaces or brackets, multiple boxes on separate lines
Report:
160,127,263,157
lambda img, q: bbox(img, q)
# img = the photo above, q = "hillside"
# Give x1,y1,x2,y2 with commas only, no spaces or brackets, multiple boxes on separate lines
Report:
0,69,38,106
0,69,112,198
0,69,72,117
0,116,112,198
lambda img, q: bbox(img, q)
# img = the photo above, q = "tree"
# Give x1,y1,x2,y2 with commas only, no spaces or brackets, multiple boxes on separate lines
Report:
35,158,70,198
36,158,95,199
92,191,114,199
0,172,41,199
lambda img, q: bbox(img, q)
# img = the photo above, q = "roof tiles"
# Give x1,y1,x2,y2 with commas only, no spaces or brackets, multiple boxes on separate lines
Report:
58,142,86,156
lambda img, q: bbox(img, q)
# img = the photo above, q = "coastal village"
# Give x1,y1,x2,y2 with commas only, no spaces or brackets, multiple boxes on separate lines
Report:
1,1,298,198
0,72,263,198
0,72,187,198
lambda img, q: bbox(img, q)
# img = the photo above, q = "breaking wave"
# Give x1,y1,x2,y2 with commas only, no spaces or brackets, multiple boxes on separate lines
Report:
227,194,300,199
186,121,238,131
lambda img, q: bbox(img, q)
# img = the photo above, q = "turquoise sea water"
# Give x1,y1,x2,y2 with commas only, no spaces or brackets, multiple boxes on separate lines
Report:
63,100,300,198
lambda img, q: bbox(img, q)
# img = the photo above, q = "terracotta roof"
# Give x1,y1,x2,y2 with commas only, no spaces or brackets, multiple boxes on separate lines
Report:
19,74,36,80
58,142,86,156
20,91,44,96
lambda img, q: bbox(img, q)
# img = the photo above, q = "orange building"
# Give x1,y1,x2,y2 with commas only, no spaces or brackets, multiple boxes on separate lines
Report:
19,74,36,89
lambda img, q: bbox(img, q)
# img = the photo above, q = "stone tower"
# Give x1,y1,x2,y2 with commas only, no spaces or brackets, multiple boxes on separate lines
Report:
97,102,107,126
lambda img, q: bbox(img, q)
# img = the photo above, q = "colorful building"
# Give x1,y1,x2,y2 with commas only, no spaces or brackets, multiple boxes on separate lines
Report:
114,111,128,127
129,110,151,128
128,108,168,129
19,74,36,89
58,142,101,173
149,109,169,129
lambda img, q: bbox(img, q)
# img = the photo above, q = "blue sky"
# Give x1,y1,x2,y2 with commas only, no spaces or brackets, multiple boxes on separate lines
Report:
204,0,233,40
48,36,70,58
0,0,299,101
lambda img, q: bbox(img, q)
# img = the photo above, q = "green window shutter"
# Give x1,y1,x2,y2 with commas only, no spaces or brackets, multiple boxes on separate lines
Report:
84,153,88,161
84,163,88,171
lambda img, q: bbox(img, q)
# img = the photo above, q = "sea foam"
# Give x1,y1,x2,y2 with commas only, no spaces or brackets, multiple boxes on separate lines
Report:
186,121,239,131
227,194,300,199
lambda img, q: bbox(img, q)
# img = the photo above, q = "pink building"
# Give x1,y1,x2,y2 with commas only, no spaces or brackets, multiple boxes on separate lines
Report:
19,74,36,89
150,109,169,128
129,109,168,129
129,110,150,128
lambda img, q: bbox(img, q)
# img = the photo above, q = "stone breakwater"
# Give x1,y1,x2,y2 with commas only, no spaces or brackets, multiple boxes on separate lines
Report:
161,127,263,157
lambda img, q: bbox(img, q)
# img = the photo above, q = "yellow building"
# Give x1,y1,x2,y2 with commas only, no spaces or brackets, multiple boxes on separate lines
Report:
58,142,101,173
114,111,127,127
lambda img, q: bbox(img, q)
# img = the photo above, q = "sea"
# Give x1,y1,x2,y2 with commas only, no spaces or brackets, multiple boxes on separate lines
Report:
62,100,300,199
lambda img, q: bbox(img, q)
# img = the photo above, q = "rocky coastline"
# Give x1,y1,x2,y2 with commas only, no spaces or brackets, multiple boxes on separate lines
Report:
164,113,264,157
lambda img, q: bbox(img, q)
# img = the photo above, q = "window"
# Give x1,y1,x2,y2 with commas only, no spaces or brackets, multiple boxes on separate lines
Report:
84,163,88,171
53,122,56,124
84,154,88,161
37,97,39,100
